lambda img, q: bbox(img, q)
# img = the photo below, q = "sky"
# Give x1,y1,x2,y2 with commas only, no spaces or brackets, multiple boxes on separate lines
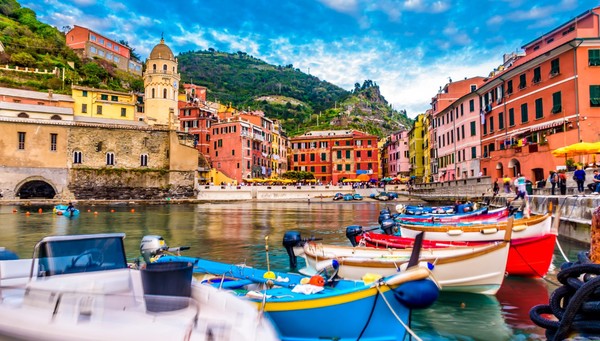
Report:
25,0,597,118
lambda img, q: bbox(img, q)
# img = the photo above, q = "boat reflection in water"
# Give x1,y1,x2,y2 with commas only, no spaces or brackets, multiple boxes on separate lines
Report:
412,292,512,341
497,276,551,339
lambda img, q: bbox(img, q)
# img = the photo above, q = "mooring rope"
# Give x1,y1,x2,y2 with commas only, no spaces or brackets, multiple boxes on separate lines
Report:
376,285,423,341
530,251,600,340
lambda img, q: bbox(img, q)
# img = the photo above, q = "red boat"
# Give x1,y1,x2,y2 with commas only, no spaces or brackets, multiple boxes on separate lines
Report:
353,231,556,277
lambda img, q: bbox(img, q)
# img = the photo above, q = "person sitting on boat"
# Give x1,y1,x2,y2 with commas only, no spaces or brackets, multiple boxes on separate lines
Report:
66,202,75,213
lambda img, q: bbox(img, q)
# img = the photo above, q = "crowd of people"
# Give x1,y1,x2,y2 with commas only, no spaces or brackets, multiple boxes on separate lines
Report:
494,168,600,198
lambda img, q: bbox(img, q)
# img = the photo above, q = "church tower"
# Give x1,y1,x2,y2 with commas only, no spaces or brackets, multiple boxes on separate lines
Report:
143,38,180,129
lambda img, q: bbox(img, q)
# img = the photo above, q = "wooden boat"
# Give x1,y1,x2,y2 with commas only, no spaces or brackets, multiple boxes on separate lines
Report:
53,204,80,217
350,230,556,277
284,229,511,295
395,207,509,224
399,213,552,242
0,233,279,341
396,203,474,215
146,235,440,341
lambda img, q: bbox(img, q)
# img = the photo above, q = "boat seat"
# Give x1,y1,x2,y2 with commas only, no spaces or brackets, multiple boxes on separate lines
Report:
0,259,38,287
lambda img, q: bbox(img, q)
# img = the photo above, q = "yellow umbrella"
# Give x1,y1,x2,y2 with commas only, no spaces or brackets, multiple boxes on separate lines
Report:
552,142,600,157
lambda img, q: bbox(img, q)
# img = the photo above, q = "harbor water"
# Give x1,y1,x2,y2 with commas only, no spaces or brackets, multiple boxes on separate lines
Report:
0,201,586,340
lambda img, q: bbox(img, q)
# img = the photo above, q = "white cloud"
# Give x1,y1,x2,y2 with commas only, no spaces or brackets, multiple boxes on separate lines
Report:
317,0,359,14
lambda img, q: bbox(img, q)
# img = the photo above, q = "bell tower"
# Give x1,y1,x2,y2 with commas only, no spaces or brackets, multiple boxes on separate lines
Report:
143,38,180,129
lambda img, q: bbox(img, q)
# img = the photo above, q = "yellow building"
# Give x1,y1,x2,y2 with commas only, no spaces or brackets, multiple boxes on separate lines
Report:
422,111,432,182
71,85,136,121
408,113,426,180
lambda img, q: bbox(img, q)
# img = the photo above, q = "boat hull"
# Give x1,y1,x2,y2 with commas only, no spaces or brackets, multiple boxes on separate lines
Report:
298,241,509,295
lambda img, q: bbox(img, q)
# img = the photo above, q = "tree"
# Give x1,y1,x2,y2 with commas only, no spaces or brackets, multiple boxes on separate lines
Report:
119,40,141,62
10,51,35,66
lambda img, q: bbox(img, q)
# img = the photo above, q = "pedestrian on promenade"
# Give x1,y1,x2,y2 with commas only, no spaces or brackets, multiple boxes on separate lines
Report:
514,174,527,199
574,166,586,194
493,179,499,196
549,171,558,195
503,175,512,193
588,169,600,194
559,170,568,195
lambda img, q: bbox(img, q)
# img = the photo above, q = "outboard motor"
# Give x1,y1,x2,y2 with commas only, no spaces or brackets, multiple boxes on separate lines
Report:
380,219,396,235
140,235,168,263
345,225,364,247
282,231,302,269
378,209,392,225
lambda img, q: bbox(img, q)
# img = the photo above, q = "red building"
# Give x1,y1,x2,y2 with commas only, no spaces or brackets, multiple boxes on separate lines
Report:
290,130,379,184
477,7,600,182
66,25,142,75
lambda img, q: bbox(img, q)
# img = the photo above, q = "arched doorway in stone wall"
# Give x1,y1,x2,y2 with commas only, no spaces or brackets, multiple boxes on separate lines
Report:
508,159,521,177
15,178,57,199
496,162,504,179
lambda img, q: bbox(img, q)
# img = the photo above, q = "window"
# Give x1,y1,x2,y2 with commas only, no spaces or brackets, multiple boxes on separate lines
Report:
82,103,87,113
469,99,474,112
121,108,126,117
97,105,103,115
321,166,326,172
589,50,600,66
310,154,315,161
114,45,119,52
106,152,115,165
498,112,504,130
98,38,104,45
90,46,97,53
232,149,235,156
107,42,112,48
111,95,118,101
337,150,342,159
552,92,562,113
321,153,326,161
470,85,477,92
300,154,306,162
82,90,88,97
345,150,351,158
509,108,515,126
101,94,108,100
591,85,600,107
50,133,57,151
114,56,119,63
489,117,494,132
550,59,560,75
471,147,476,159
90,35,96,41
293,154,298,162
470,121,476,136
18,132,25,150
367,150,372,157
521,103,528,123
345,164,351,171
461,125,465,139
507,80,513,95
73,151,82,164
151,88,155,98
518,74,526,89
140,154,148,167
535,98,544,119
531,68,541,84
163,89,167,98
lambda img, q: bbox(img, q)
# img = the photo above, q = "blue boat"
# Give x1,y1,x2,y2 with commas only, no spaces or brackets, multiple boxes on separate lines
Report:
333,192,344,201
352,193,363,200
53,204,80,217
343,193,353,201
144,235,440,341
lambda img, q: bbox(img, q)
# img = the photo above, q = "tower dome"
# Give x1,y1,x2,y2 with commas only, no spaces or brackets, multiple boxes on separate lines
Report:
149,38,174,60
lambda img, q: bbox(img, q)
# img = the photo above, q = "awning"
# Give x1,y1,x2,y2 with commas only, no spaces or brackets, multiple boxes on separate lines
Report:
529,119,565,132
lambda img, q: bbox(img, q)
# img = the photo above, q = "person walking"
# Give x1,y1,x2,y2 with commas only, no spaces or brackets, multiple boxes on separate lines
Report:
559,170,568,195
503,175,512,193
493,179,500,196
549,171,559,195
574,166,586,194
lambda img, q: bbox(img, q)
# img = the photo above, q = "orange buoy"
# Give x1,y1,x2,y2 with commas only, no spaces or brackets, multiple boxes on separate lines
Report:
87,209,91,212
110,209,115,213
25,211,31,216
38,208,43,214
308,275,325,287
130,209,135,213
12,209,17,213
94,211,98,215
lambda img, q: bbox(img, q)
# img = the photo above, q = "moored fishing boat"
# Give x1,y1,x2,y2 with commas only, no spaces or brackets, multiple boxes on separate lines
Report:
53,204,80,217
0,233,278,341
283,228,512,295
394,207,509,224
145,235,440,341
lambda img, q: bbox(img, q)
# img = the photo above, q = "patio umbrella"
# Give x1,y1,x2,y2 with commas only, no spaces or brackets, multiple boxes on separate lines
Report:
552,142,600,157
357,174,371,181
382,177,394,182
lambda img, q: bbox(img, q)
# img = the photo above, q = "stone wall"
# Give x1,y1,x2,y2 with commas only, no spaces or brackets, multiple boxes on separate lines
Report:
0,166,68,199
411,176,493,201
197,185,354,201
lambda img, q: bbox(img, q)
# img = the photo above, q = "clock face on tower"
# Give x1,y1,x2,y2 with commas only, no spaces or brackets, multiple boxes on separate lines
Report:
173,81,178,88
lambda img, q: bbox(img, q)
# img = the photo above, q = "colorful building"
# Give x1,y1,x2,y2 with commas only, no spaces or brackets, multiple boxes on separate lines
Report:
71,85,137,121
382,130,410,178
290,130,379,184
65,25,142,75
477,7,600,182
422,112,431,183
430,77,485,181
408,114,426,180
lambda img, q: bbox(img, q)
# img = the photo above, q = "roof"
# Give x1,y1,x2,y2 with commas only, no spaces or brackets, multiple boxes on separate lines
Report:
149,38,174,60
0,87,74,102
0,101,73,115
74,116,148,127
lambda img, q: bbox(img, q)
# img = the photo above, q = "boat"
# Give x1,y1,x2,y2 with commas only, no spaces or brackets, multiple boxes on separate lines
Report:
53,204,80,217
352,193,363,200
398,213,552,242
146,235,440,341
396,203,474,215
348,228,556,277
0,233,279,341
393,207,509,224
283,229,511,295
333,192,344,201
343,193,353,201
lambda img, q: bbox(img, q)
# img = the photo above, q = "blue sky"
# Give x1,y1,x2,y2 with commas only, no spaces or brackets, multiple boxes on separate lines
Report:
26,0,596,117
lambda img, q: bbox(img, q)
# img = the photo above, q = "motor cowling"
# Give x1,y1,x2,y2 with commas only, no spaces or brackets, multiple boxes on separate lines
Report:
140,235,168,263
378,209,392,224
282,231,302,269
345,225,363,247
380,219,396,235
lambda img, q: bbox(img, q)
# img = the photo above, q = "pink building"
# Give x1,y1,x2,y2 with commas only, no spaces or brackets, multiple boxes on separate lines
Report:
385,130,410,177
430,77,485,181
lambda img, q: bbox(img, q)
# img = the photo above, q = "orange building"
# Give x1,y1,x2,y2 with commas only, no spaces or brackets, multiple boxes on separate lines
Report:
477,7,600,183
290,130,379,184
66,25,142,75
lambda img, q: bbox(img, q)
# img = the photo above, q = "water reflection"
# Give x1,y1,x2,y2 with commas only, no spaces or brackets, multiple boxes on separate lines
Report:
0,201,590,340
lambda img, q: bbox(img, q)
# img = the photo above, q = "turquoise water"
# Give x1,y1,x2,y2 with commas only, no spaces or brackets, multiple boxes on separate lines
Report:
0,201,584,340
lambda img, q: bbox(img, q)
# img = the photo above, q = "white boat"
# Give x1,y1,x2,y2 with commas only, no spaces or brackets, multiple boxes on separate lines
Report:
0,233,279,341
290,238,510,295
399,213,552,242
